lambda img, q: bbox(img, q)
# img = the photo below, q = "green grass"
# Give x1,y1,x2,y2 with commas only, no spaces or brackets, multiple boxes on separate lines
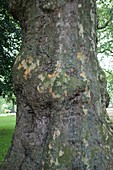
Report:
0,115,16,164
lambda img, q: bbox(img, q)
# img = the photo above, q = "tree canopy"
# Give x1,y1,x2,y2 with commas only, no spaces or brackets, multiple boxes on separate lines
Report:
97,0,113,106
0,0,21,100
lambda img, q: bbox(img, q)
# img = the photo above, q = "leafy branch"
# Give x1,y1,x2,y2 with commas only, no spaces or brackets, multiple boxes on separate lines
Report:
104,69,113,76
98,48,113,54
97,16,112,29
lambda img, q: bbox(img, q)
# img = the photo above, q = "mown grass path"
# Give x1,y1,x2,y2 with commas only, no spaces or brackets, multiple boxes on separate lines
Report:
0,116,16,164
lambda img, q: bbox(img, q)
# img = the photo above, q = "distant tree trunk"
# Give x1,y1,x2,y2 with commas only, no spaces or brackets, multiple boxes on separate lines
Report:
1,0,113,169
11,99,15,113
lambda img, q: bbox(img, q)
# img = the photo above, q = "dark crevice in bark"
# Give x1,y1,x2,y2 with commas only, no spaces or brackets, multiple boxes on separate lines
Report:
18,157,26,170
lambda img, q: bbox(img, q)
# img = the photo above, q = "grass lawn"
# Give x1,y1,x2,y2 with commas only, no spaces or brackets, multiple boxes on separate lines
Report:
0,115,16,164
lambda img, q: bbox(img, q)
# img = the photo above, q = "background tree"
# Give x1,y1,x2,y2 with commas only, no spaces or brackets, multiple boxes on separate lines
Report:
106,70,113,106
0,97,5,113
0,0,113,169
0,0,21,101
97,0,113,107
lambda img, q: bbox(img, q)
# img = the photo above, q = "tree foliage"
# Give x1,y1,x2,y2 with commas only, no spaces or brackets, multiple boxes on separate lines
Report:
0,0,21,99
106,70,113,105
97,0,113,106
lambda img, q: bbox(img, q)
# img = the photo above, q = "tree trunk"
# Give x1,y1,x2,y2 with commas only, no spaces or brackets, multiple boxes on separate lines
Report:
1,0,113,169
11,99,15,113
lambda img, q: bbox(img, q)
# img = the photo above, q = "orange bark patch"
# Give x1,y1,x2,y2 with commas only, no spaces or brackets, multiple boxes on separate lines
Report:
49,87,52,93
55,65,61,70
52,92,55,97
48,71,59,79
88,98,91,104
65,73,69,79
23,68,28,80
17,64,22,70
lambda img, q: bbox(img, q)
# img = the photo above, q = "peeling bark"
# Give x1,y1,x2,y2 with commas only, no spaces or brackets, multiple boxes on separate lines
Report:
0,0,113,169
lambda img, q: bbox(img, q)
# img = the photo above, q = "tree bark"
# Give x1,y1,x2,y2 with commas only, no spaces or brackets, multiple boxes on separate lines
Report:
0,0,113,169
11,99,15,113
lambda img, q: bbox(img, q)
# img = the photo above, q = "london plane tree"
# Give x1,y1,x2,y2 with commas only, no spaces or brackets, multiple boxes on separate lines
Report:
0,0,113,169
